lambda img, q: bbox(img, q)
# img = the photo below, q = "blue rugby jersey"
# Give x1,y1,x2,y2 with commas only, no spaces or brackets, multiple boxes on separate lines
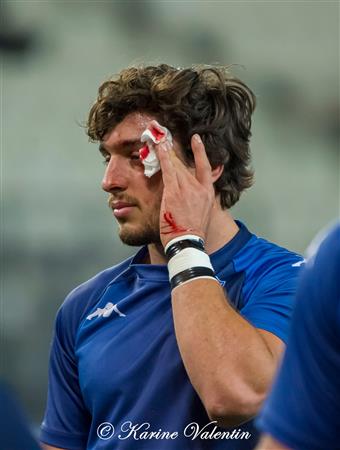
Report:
41,221,303,450
257,224,340,450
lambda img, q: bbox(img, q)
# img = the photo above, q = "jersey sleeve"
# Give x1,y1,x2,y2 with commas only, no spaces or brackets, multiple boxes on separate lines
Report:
257,224,340,450
40,263,129,449
240,257,302,343
40,298,91,450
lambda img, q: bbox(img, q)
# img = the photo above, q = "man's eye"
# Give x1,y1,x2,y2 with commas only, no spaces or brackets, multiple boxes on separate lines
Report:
130,153,141,161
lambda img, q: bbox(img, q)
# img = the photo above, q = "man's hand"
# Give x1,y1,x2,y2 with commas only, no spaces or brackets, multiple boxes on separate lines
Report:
153,122,215,248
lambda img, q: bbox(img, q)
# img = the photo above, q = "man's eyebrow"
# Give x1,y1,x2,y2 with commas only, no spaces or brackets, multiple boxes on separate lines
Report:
99,139,142,155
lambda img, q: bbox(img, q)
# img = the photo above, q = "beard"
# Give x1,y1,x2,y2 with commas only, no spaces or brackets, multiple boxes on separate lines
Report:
108,194,162,247
118,219,162,246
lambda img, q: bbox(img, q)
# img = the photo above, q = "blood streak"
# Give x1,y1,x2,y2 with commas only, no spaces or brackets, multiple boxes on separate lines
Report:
162,212,188,234
150,126,165,142
139,145,150,160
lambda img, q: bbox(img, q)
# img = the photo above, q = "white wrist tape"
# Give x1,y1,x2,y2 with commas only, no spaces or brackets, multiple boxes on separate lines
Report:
167,247,214,280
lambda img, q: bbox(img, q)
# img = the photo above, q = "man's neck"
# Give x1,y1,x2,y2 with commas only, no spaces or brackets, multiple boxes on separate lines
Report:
147,202,239,265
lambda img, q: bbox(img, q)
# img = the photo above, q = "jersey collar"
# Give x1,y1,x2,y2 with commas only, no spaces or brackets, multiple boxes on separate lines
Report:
129,220,252,280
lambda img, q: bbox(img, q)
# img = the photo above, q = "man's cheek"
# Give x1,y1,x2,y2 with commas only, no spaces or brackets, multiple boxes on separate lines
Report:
145,171,163,191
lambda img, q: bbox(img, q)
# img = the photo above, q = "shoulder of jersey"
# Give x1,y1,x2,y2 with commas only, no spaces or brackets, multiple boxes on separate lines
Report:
58,255,134,320
235,234,304,271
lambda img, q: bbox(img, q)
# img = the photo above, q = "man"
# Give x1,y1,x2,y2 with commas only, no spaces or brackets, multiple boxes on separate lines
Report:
41,64,303,450
256,223,340,450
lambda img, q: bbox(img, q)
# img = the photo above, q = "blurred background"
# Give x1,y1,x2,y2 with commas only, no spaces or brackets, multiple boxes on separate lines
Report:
1,0,339,433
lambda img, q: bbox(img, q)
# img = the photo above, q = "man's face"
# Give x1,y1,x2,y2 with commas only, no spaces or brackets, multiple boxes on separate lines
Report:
100,112,168,246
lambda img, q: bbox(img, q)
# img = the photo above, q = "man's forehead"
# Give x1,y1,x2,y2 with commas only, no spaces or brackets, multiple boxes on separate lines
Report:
102,111,156,148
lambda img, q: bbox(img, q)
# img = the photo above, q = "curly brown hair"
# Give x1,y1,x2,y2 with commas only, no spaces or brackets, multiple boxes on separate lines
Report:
87,64,256,209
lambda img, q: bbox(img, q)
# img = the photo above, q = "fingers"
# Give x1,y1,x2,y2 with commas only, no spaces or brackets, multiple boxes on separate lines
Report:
156,140,178,188
156,132,212,190
191,134,212,186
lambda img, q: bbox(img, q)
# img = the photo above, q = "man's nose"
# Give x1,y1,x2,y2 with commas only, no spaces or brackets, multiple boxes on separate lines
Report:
101,156,128,192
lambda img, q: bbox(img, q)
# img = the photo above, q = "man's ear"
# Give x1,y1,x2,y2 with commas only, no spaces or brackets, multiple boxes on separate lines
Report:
211,164,224,183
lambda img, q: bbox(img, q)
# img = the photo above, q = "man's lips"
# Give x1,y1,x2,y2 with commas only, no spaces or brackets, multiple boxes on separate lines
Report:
110,201,136,218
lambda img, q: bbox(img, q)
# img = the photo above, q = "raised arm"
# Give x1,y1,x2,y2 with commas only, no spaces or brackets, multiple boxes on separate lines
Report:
156,131,285,427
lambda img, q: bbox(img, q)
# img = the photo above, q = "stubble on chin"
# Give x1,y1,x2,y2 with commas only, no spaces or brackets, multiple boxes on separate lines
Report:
109,190,163,247
117,217,161,247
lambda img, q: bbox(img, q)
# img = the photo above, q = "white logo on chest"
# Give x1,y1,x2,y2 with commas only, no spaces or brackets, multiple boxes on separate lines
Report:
86,302,126,320
292,259,306,267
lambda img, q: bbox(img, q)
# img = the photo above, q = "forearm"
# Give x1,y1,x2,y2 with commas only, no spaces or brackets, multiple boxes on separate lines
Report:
172,278,281,426
41,444,65,450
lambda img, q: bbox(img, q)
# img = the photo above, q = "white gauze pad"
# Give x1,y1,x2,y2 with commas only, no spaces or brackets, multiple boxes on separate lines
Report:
139,122,173,177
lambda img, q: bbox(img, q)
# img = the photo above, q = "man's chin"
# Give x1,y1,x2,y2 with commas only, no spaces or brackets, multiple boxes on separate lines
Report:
118,226,161,247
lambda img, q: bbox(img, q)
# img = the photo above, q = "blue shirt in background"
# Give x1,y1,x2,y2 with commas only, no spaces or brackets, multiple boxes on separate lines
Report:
0,381,41,450
257,223,340,450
